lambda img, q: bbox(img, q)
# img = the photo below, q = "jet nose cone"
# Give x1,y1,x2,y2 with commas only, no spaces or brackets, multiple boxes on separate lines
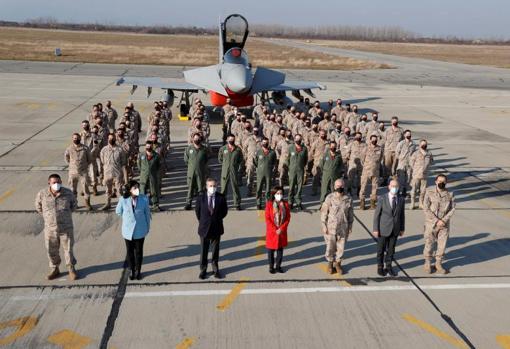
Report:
221,63,253,94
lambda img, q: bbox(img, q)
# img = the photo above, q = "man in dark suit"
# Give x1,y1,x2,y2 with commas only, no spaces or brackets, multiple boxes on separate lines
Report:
372,179,405,277
195,178,229,279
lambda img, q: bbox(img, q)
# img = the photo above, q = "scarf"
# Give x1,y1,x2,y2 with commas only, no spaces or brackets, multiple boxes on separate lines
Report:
272,200,286,229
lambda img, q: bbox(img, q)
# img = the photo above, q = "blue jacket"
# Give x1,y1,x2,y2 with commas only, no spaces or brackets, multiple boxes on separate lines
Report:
116,195,151,240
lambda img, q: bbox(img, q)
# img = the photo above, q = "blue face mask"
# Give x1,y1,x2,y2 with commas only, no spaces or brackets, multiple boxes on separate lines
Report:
390,187,399,195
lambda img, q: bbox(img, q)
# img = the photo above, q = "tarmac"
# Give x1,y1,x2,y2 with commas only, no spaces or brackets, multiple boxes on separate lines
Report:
0,45,509,348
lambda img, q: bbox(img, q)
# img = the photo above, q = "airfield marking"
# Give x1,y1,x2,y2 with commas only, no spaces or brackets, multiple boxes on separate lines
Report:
497,335,510,349
0,316,38,345
47,329,93,349
216,278,249,311
254,237,265,259
175,337,196,349
256,209,265,221
317,264,352,287
402,313,468,349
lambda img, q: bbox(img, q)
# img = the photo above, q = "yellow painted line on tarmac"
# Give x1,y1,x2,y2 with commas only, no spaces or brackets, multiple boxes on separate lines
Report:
497,335,510,349
176,337,196,349
47,329,93,349
254,236,265,259
257,209,265,222
402,313,468,349
27,103,41,110
216,278,249,311
0,316,38,345
317,263,351,287
0,189,15,205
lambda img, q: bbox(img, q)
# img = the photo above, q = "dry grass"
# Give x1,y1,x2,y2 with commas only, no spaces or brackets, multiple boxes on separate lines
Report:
304,39,510,69
0,27,390,70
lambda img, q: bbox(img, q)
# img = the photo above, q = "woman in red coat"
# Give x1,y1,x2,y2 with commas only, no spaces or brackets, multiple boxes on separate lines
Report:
265,186,291,274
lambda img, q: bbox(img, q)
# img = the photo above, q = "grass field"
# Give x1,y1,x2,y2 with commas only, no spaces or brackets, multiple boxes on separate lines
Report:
0,27,390,70
303,39,510,68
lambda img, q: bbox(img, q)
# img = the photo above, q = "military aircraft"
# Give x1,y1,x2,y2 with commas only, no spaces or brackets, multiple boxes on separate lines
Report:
116,14,326,115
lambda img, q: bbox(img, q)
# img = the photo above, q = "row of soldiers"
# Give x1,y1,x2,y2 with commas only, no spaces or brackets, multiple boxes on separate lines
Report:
184,97,434,211
64,100,172,211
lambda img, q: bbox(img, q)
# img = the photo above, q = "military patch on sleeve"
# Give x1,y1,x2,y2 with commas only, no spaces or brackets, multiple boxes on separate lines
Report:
224,149,228,154
141,155,146,160
190,149,194,154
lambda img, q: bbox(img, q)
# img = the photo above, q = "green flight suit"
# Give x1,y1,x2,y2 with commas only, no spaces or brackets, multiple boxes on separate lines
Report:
184,144,208,205
254,148,277,206
320,150,343,204
218,145,244,206
286,143,308,206
138,150,161,206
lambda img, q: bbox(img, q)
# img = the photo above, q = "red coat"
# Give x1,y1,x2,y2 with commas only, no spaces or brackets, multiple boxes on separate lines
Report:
265,200,291,249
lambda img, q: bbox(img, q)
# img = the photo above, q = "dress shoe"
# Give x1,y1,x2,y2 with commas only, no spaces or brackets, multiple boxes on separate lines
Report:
213,270,223,279
199,271,207,280
377,266,386,277
269,267,276,274
235,205,242,211
129,270,136,280
135,271,142,280
386,265,397,277
184,204,192,210
276,267,285,273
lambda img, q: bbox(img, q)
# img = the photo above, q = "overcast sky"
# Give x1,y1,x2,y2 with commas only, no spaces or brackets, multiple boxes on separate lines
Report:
2,0,509,39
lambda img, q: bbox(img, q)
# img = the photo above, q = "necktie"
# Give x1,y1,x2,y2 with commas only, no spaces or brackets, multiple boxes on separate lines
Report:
208,195,214,215
392,195,397,215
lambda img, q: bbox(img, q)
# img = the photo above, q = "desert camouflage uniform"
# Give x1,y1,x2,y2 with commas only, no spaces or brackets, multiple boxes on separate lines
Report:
100,145,127,198
320,193,354,262
359,143,383,204
384,126,404,179
410,149,434,208
346,140,366,197
64,144,91,199
395,139,416,194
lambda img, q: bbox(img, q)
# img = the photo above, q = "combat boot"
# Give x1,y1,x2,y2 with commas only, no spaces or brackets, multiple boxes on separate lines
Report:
360,198,366,210
334,261,343,275
100,197,111,211
85,197,93,211
370,199,376,209
46,267,60,280
423,260,432,274
327,262,334,274
92,184,98,196
411,200,416,210
68,265,78,281
435,260,448,275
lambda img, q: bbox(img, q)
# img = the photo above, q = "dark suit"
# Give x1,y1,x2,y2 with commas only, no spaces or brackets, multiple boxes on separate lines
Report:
195,192,228,272
373,192,405,267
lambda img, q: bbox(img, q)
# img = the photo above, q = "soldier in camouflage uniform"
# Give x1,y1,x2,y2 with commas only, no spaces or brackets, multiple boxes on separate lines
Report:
383,116,404,184
80,121,100,195
65,133,92,211
104,100,118,132
35,174,78,281
276,130,292,186
320,179,353,275
310,130,328,196
359,134,383,210
422,174,455,274
286,134,308,210
254,138,277,209
345,132,366,198
410,139,434,209
184,133,208,210
100,133,128,210
394,130,416,197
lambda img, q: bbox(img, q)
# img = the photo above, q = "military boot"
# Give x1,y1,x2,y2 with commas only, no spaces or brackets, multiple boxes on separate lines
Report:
411,200,416,210
68,265,78,281
370,199,376,209
360,198,366,210
92,184,98,196
85,197,93,211
100,197,111,211
435,260,448,275
327,262,334,274
46,267,60,280
334,261,343,275
423,260,432,274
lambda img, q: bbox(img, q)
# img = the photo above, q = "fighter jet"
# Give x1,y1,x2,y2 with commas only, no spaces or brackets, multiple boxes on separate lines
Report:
116,14,326,113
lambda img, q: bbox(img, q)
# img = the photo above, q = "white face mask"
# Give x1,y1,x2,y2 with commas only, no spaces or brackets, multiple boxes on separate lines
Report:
207,186,217,195
390,187,399,195
131,188,140,197
51,183,61,192
274,194,283,202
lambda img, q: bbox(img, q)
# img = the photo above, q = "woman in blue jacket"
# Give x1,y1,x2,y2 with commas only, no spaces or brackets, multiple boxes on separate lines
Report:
116,180,151,280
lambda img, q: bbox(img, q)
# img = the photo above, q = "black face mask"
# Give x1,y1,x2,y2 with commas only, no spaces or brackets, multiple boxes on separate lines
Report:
194,140,201,145
371,140,377,145
295,140,302,145
228,140,235,145
406,135,412,140
421,145,427,150
336,126,342,131
330,147,336,152
73,139,81,145
373,117,378,122
320,135,327,140
83,126,90,131
254,131,259,136
392,122,398,126
345,131,351,136
437,182,446,190
262,143,269,148
109,139,115,145
355,137,362,142
335,187,344,194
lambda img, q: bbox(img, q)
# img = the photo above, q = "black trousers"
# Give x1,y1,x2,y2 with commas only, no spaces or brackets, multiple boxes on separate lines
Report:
200,236,221,272
376,233,398,267
267,248,283,268
125,238,145,272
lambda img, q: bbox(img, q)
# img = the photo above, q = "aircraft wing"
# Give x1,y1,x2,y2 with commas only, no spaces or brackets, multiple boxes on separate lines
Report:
116,77,203,92
266,81,327,94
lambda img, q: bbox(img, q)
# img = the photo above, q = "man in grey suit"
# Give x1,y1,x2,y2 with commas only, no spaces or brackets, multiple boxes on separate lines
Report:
373,179,405,277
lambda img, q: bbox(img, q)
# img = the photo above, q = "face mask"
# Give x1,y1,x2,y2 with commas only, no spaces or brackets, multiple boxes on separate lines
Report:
345,131,351,136
320,135,327,140
421,145,427,150
371,140,377,145
194,139,201,145
373,117,378,122
262,143,269,148
437,182,446,190
51,183,61,192
406,135,411,140
330,147,336,152
295,140,302,145
335,187,344,194
392,122,398,126
355,137,362,142
145,147,152,152
207,186,217,195
390,187,399,195
228,140,235,145
73,139,81,145
274,194,282,202
131,188,140,197
108,139,115,145
254,131,259,136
